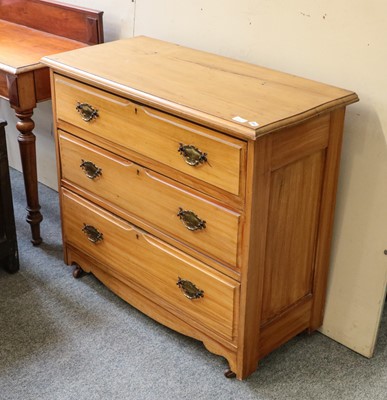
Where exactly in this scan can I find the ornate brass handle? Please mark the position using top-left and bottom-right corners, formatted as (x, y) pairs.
(80, 159), (102, 179)
(178, 143), (208, 166)
(177, 277), (204, 300)
(76, 102), (99, 122)
(82, 224), (103, 243)
(177, 208), (206, 231)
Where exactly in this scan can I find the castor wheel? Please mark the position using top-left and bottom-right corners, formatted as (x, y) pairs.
(224, 369), (236, 379)
(72, 264), (84, 279)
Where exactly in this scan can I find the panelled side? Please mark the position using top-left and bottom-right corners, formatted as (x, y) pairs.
(258, 114), (331, 358)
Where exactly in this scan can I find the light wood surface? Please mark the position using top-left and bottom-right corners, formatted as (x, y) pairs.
(45, 36), (358, 380)
(262, 151), (325, 323)
(54, 75), (245, 196)
(62, 189), (240, 341)
(65, 245), (239, 373)
(59, 131), (241, 268)
(310, 108), (347, 331)
(42, 36), (358, 139)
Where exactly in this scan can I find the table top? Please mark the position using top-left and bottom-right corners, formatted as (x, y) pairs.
(42, 36), (359, 139)
(0, 20), (86, 75)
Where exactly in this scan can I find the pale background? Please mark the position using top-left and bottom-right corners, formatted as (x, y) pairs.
(1, 0), (386, 357)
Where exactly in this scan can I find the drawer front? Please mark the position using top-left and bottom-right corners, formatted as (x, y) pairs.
(54, 74), (245, 196)
(61, 189), (239, 341)
(59, 131), (241, 267)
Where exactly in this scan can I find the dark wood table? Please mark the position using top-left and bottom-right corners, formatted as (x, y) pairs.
(0, 120), (19, 273)
(0, 0), (103, 245)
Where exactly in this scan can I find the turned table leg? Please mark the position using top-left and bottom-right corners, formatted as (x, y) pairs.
(15, 109), (43, 245)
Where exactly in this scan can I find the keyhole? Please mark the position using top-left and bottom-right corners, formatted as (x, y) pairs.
(137, 169), (140, 176)
(136, 234), (139, 240)
(134, 108), (138, 115)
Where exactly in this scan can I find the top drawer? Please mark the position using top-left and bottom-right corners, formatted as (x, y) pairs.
(53, 74), (246, 197)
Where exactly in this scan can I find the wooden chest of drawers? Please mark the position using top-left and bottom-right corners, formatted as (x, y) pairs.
(42, 36), (358, 380)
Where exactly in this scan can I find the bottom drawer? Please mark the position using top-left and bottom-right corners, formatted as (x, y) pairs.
(61, 189), (239, 341)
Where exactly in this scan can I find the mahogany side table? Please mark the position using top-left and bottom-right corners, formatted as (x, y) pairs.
(0, 0), (103, 244)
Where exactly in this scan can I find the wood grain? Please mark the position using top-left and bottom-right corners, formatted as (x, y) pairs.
(46, 36), (358, 380)
(62, 189), (240, 341)
(0, 21), (87, 74)
(0, 72), (8, 99)
(0, 0), (103, 44)
(42, 36), (358, 140)
(65, 245), (239, 373)
(259, 296), (313, 358)
(271, 113), (330, 171)
(261, 150), (325, 323)
(56, 119), (246, 210)
(54, 75), (245, 196)
(309, 108), (347, 331)
(59, 131), (242, 268)
(236, 136), (272, 379)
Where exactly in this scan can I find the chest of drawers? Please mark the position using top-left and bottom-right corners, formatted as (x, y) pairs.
(42, 36), (358, 380)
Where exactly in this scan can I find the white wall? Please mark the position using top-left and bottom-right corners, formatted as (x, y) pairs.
(1, 0), (386, 356)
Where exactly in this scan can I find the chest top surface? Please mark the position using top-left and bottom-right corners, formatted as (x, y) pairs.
(42, 36), (358, 139)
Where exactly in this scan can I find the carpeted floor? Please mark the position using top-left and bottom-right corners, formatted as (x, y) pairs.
(1, 168), (386, 400)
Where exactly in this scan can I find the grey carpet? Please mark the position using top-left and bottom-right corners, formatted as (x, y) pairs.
(1, 168), (386, 400)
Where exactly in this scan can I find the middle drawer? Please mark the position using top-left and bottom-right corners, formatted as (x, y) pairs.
(59, 131), (241, 268)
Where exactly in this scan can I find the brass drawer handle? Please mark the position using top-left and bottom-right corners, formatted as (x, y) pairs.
(177, 277), (204, 300)
(76, 102), (99, 122)
(177, 207), (206, 231)
(80, 159), (102, 179)
(178, 143), (208, 166)
(82, 224), (103, 243)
